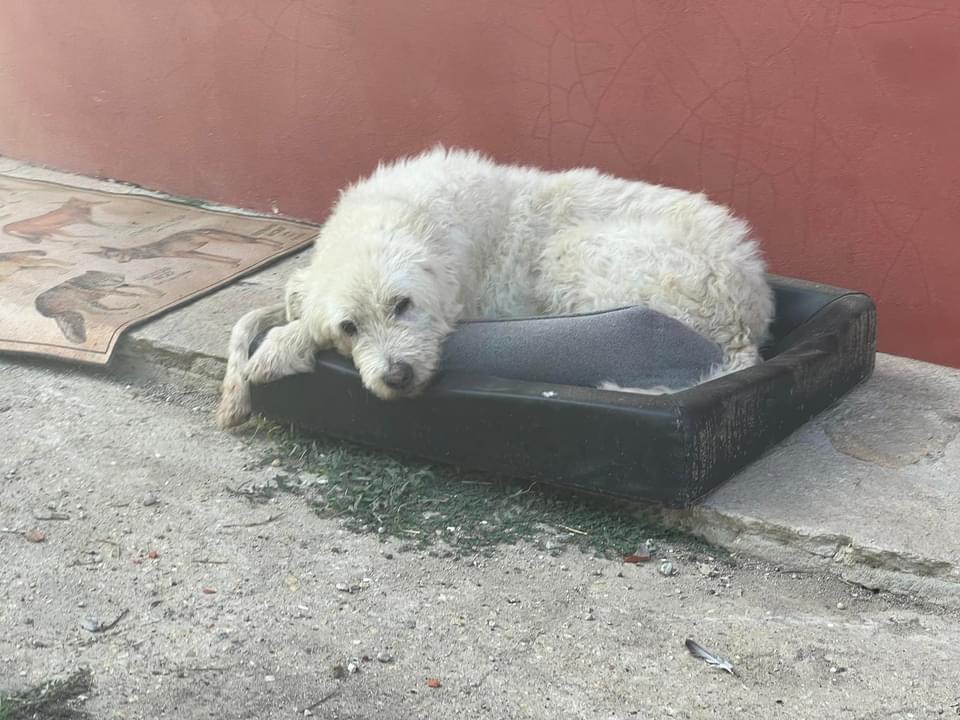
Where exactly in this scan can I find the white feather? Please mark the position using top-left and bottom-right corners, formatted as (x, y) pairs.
(685, 638), (739, 676)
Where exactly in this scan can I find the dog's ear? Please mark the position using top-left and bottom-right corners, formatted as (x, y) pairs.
(425, 255), (463, 322)
(284, 268), (308, 321)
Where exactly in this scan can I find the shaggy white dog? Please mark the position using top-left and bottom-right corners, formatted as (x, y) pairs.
(217, 147), (773, 428)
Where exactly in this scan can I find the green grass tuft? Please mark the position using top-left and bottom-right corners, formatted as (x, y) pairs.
(243, 419), (719, 560)
(0, 669), (92, 720)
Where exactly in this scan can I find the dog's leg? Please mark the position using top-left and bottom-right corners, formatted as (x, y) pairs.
(243, 319), (317, 385)
(217, 304), (289, 428)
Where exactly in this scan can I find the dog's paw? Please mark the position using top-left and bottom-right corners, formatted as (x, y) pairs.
(244, 351), (314, 384)
(243, 325), (315, 385)
(243, 350), (285, 385)
(216, 375), (252, 429)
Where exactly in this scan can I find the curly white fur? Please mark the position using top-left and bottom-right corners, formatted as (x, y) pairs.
(217, 147), (773, 428)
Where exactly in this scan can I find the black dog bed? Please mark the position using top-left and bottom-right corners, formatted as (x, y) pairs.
(250, 275), (876, 507)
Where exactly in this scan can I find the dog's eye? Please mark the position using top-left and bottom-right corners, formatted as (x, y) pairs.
(339, 320), (358, 337)
(394, 297), (413, 317)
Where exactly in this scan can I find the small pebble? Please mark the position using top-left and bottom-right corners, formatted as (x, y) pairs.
(659, 560), (675, 577)
(836, 602), (846, 610)
(347, 662), (359, 674)
(376, 652), (394, 663)
(264, 675), (276, 682)
(141, 492), (158, 507)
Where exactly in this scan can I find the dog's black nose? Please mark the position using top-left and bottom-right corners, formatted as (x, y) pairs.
(383, 361), (414, 391)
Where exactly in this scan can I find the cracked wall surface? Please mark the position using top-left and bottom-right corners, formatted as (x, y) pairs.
(1, 0), (957, 365)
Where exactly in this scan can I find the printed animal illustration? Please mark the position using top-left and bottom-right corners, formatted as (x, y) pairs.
(88, 228), (286, 266)
(34, 270), (163, 344)
(3, 198), (108, 243)
(0, 250), (71, 281)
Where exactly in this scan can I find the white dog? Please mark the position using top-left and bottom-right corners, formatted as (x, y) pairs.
(217, 147), (773, 428)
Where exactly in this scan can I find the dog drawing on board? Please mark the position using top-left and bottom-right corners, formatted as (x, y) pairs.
(3, 198), (107, 243)
(217, 147), (774, 428)
(88, 228), (287, 266)
(34, 270), (163, 344)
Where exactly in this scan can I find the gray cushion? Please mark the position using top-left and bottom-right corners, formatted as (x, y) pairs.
(441, 306), (723, 390)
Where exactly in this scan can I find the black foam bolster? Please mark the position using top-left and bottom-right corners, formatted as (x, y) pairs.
(440, 306), (722, 389)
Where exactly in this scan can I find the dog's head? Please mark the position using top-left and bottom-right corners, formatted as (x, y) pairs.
(298, 222), (461, 400)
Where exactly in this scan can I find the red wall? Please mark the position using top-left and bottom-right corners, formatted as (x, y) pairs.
(2, 1), (958, 366)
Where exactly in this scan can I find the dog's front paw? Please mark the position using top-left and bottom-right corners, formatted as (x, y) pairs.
(243, 348), (288, 385)
(243, 322), (316, 385)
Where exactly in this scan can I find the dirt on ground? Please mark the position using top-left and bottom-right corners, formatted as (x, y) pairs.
(2, 360), (959, 720)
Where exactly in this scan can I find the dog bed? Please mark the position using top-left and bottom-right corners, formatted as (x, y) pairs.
(249, 275), (876, 507)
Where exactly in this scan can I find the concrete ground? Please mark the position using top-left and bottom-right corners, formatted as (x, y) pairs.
(2, 158), (960, 717)
(2, 361), (960, 719)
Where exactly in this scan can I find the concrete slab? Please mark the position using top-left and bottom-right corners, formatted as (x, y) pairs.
(672, 354), (960, 601)
(3, 157), (959, 603)
(4, 362), (959, 718)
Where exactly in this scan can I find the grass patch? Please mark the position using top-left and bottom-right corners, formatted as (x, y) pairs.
(0, 669), (92, 720)
(241, 420), (719, 560)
